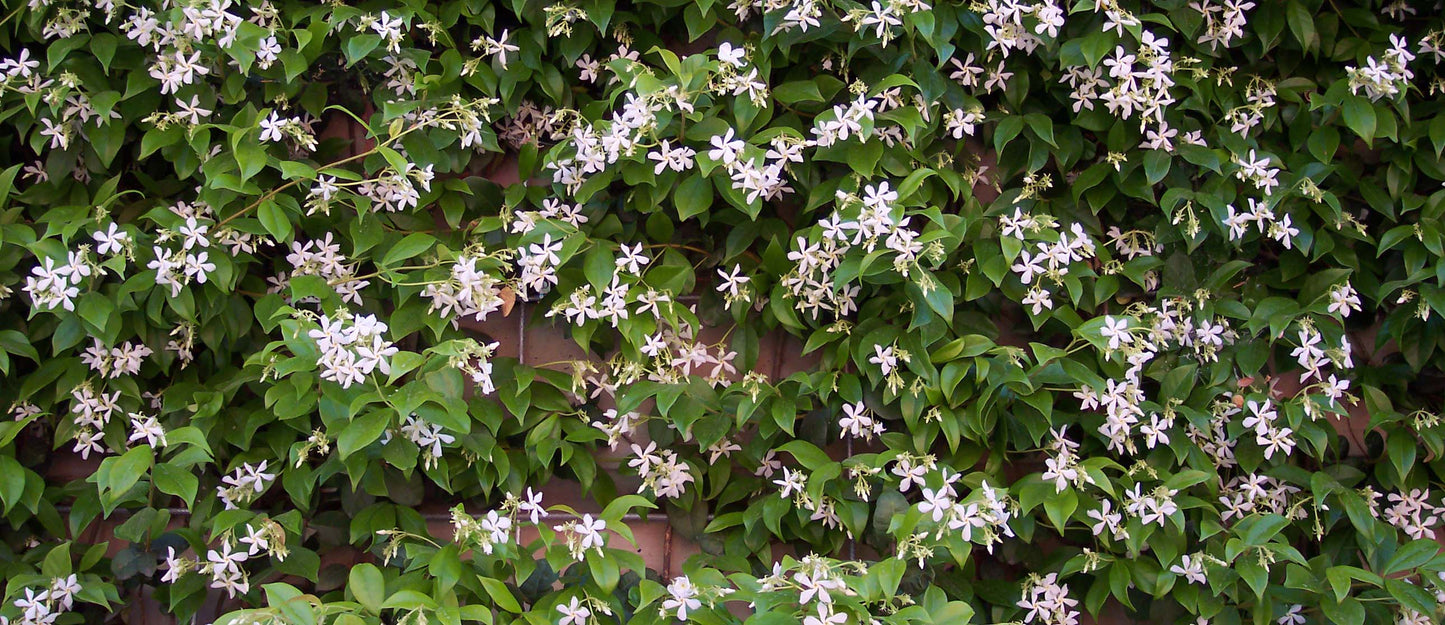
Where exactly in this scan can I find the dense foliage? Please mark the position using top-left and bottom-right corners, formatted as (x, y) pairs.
(2, 0), (1445, 624)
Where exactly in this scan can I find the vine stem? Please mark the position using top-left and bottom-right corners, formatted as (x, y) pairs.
(0, 5), (24, 30)
(1326, 0), (1363, 39)
(215, 120), (429, 229)
(646, 242), (764, 264)
(340, 261), (446, 285)
(645, 243), (713, 256)
(215, 148), (375, 228)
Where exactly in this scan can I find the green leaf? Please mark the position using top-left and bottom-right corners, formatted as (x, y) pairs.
(258, 199), (293, 242)
(1325, 566), (1381, 603)
(152, 464), (198, 507)
(675, 173), (713, 221)
(1324, 566), (1352, 602)
(92, 33), (119, 70)
(387, 351), (425, 384)
(1248, 297), (1298, 336)
(1341, 97), (1376, 143)
(47, 35), (90, 71)
(1079, 30), (1113, 67)
(0, 330), (40, 363)
(1237, 559), (1268, 598)
(338, 411), (390, 458)
(1163, 469), (1211, 491)
(930, 601), (975, 625)
(349, 564), (386, 614)
(1043, 488), (1077, 531)
(898, 168), (936, 200)
(41, 542), (71, 577)
(920, 277), (954, 324)
(1023, 113), (1056, 148)
(994, 115), (1024, 154)
(77, 293), (116, 334)
(264, 584), (318, 625)
(377, 146), (411, 174)
(478, 577), (521, 613)
(1384, 539), (1439, 575)
(237, 142), (268, 180)
(91, 119), (126, 168)
(1240, 514), (1288, 545)
(1320, 598), (1363, 625)
(382, 589), (437, 610)
(0, 164), (20, 210)
(773, 80), (825, 104)
(873, 490), (908, 535)
(1430, 113), (1445, 156)
(289, 275), (337, 306)
(1387, 578), (1437, 615)
(98, 445), (153, 509)
(1386, 428), (1417, 480)
(1285, 1), (1316, 50)
(344, 34), (383, 66)
(587, 550), (620, 593)
(381, 233), (437, 267)
(1071, 163), (1111, 199)
(430, 545), (462, 594)
(279, 160), (317, 181)
(0, 455), (26, 513)
(600, 494), (657, 521)
(775, 440), (832, 470)
(846, 140), (883, 175)
(1143, 150), (1170, 185)
(583, 245), (615, 290)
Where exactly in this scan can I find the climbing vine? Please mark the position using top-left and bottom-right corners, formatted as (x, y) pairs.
(1, 1), (1444, 625)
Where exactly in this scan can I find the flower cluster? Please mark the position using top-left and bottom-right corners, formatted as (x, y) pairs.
(277, 235), (368, 305)
(22, 254), (88, 313)
(628, 442), (696, 499)
(7, 576), (82, 625)
(1347, 35), (1417, 101)
(661, 575), (734, 621)
(782, 181), (938, 323)
(754, 555), (863, 624)
(423, 254), (509, 324)
(552, 514), (609, 561)
(1002, 205), (1099, 315)
(68, 385), (120, 460)
(80, 339), (153, 379)
(1016, 573), (1079, 625)
(307, 312), (399, 389)
(162, 521), (288, 599)
(395, 413), (457, 467)
(216, 461), (278, 511)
